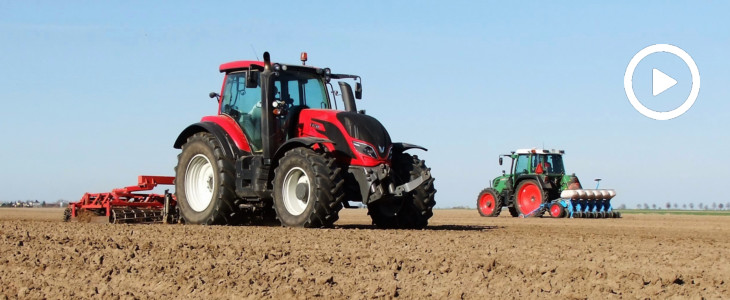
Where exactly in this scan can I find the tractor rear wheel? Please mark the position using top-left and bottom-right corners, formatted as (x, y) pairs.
(514, 180), (546, 217)
(549, 202), (566, 218)
(273, 148), (344, 228)
(175, 132), (238, 225)
(477, 188), (501, 217)
(368, 154), (436, 229)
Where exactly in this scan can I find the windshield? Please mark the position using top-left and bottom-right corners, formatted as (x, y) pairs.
(274, 69), (330, 109)
(534, 154), (565, 174)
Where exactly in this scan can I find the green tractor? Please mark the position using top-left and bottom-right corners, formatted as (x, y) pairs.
(476, 149), (619, 218)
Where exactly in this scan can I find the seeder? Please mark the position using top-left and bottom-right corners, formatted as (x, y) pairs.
(64, 176), (177, 224)
(552, 189), (620, 218)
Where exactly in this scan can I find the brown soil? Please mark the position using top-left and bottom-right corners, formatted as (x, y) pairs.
(0, 208), (728, 299)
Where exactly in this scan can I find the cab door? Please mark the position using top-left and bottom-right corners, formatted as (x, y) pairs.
(220, 71), (263, 152)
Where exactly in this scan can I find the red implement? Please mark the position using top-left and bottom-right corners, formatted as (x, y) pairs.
(65, 176), (176, 223)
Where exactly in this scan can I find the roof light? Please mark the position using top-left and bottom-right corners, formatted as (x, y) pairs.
(300, 52), (307, 65)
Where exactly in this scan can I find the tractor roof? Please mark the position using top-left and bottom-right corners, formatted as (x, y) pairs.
(515, 149), (565, 155)
(219, 60), (324, 73)
(219, 61), (263, 72)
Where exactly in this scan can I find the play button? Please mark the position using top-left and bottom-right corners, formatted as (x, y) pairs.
(624, 44), (701, 120)
(652, 68), (677, 96)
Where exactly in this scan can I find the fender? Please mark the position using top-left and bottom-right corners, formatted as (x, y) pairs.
(173, 122), (248, 158)
(392, 142), (428, 153)
(514, 175), (548, 191)
(272, 137), (334, 162)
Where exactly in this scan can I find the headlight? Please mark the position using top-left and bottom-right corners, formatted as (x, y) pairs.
(352, 141), (378, 159)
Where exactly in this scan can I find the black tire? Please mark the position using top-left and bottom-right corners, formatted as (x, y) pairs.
(272, 148), (344, 228)
(614, 211), (622, 218)
(508, 205), (520, 217)
(549, 202), (566, 218)
(514, 180), (546, 217)
(175, 132), (238, 225)
(63, 208), (71, 222)
(368, 154), (436, 229)
(477, 188), (501, 217)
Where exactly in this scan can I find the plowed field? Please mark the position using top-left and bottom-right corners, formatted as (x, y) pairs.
(1, 208), (728, 299)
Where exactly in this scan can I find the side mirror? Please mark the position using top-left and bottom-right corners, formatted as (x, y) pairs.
(499, 157), (503, 165)
(355, 82), (362, 99)
(246, 68), (258, 88)
(209, 92), (219, 99)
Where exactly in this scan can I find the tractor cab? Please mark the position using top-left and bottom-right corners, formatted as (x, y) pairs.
(216, 55), (362, 155)
(499, 149), (566, 184)
(509, 149), (566, 176)
(218, 65), (331, 152)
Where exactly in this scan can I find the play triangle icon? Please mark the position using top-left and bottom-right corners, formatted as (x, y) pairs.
(653, 68), (677, 96)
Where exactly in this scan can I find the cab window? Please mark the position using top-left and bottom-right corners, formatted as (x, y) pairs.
(514, 154), (529, 175)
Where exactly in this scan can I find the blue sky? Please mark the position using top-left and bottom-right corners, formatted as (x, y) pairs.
(1, 1), (729, 208)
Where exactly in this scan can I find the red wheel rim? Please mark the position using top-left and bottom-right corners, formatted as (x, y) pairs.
(478, 193), (495, 215)
(517, 182), (542, 214)
(550, 204), (561, 217)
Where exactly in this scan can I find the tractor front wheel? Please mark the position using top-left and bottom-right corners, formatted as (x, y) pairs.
(272, 148), (344, 228)
(514, 180), (546, 217)
(368, 154), (436, 229)
(477, 188), (501, 217)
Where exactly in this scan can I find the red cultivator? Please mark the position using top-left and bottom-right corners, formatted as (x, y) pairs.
(64, 176), (177, 224)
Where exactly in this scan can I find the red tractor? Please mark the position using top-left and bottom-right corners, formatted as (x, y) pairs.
(172, 52), (436, 228)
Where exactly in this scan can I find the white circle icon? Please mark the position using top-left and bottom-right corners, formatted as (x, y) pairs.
(624, 44), (700, 120)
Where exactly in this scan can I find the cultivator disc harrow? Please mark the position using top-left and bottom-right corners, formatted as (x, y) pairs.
(111, 208), (164, 224)
(64, 176), (177, 224)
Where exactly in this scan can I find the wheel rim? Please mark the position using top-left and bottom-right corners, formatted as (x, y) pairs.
(550, 204), (561, 218)
(517, 182), (543, 214)
(478, 193), (496, 215)
(185, 154), (215, 212)
(282, 167), (310, 216)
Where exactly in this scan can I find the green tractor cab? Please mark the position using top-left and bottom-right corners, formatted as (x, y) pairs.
(477, 149), (619, 218)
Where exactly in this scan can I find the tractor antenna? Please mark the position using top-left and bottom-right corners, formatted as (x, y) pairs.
(250, 44), (260, 61)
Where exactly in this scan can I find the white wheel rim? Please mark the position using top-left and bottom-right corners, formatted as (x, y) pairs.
(282, 167), (310, 216)
(185, 154), (215, 212)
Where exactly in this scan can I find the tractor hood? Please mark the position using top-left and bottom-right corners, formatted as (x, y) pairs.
(298, 109), (392, 165)
(337, 112), (392, 157)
